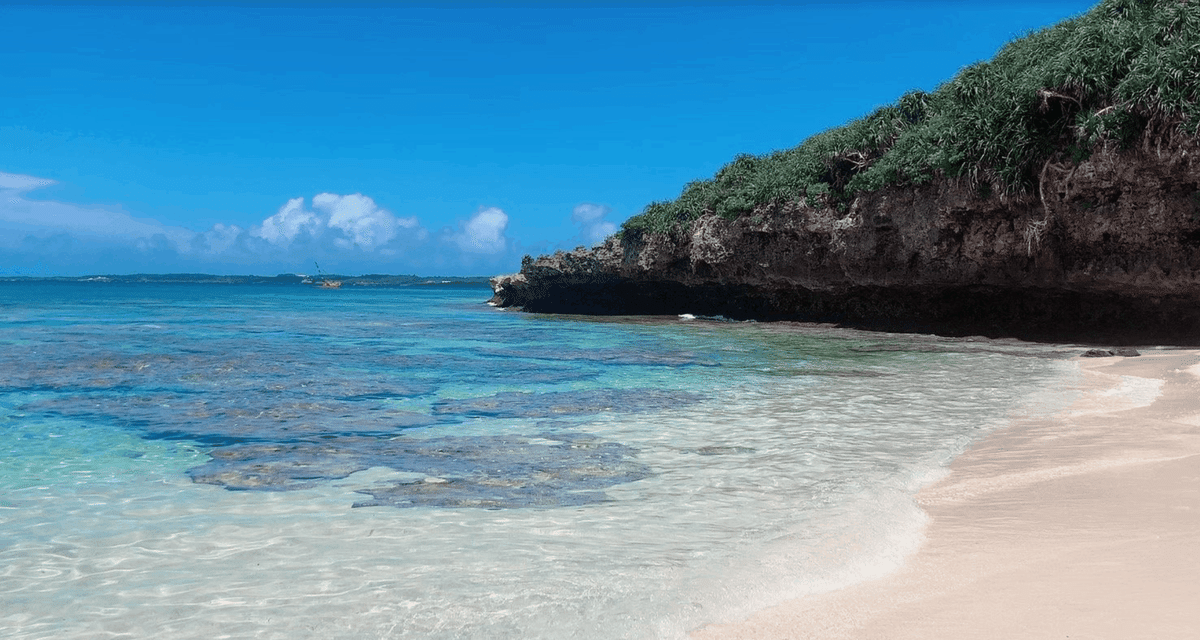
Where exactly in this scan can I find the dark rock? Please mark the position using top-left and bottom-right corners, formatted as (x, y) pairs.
(1081, 349), (1115, 357)
(1081, 347), (1141, 357)
(492, 139), (1200, 345)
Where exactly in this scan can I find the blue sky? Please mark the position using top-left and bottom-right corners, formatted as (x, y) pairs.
(1, 1), (1097, 276)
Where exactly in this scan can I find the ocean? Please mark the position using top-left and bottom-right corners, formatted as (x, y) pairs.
(0, 280), (1079, 639)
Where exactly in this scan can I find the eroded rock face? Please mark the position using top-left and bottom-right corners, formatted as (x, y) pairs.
(493, 140), (1200, 344)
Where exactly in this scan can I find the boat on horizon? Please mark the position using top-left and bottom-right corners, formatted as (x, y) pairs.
(311, 262), (343, 289)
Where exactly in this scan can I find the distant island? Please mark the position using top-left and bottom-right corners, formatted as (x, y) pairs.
(2, 273), (493, 287)
(492, 0), (1200, 344)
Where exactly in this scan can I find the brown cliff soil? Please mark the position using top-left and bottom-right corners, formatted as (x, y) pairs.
(493, 136), (1200, 344)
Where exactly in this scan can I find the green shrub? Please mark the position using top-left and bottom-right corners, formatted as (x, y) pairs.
(621, 0), (1200, 238)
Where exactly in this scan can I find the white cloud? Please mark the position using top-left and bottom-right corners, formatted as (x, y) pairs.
(0, 171), (193, 246)
(195, 223), (245, 255)
(253, 193), (421, 252)
(315, 192), (418, 251)
(0, 170), (530, 275)
(571, 203), (617, 246)
(572, 203), (607, 225)
(256, 197), (320, 245)
(451, 207), (509, 254)
(0, 171), (57, 193)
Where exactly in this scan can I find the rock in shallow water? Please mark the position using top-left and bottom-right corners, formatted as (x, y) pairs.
(1081, 348), (1141, 358)
(188, 433), (653, 509)
(1082, 349), (1115, 357)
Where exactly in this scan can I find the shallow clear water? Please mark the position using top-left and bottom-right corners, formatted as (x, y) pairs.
(0, 281), (1077, 639)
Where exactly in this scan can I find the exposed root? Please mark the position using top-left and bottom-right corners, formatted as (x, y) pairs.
(1039, 160), (1069, 219)
(1038, 89), (1082, 112)
(1024, 218), (1048, 256)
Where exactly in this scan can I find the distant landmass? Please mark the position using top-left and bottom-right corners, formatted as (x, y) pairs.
(1, 273), (493, 287)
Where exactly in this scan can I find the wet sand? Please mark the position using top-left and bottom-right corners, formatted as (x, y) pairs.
(694, 350), (1200, 639)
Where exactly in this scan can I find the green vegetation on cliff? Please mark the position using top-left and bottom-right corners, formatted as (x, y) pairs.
(621, 0), (1200, 237)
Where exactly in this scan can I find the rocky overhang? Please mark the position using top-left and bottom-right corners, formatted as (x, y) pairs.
(493, 138), (1200, 345)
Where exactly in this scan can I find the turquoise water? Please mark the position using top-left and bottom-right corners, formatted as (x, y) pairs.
(0, 281), (1077, 638)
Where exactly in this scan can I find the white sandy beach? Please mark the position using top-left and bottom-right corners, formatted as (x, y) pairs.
(694, 349), (1200, 639)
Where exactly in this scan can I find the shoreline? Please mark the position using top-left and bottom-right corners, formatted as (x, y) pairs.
(693, 349), (1200, 639)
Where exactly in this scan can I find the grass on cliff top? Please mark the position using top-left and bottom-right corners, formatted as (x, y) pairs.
(621, 0), (1200, 238)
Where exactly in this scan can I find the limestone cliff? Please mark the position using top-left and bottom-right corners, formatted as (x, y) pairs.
(492, 138), (1200, 344)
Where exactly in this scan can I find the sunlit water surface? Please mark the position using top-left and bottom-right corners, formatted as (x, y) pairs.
(0, 281), (1079, 639)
